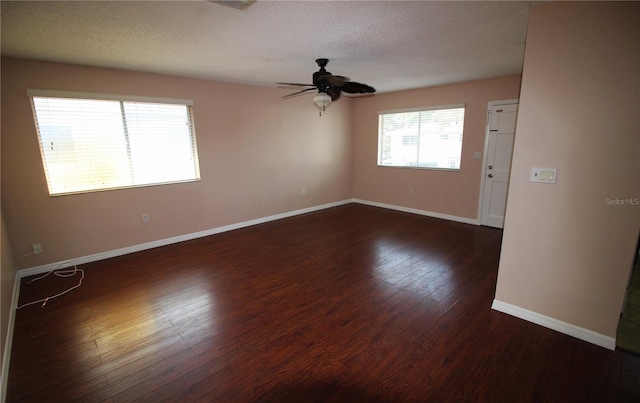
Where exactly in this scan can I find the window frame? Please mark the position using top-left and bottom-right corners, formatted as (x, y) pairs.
(377, 104), (466, 171)
(28, 89), (201, 196)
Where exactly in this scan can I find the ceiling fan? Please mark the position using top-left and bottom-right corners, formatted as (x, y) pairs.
(278, 58), (376, 115)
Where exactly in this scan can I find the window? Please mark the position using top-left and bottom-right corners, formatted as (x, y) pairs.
(29, 90), (200, 195)
(378, 105), (465, 170)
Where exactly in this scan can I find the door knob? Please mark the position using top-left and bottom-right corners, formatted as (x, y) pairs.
(488, 174), (493, 178)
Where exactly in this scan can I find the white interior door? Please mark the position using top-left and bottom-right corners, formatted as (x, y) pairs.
(480, 102), (518, 228)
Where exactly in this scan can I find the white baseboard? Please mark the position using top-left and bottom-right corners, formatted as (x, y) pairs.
(353, 199), (479, 226)
(18, 199), (352, 278)
(491, 299), (616, 350)
(1, 275), (20, 402)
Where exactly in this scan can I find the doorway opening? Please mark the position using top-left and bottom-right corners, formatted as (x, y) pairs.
(617, 233), (640, 355)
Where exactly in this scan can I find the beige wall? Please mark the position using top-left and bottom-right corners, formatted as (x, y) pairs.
(1, 58), (353, 269)
(351, 75), (521, 220)
(495, 2), (640, 338)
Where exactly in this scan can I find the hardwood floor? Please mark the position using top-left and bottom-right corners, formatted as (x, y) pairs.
(7, 204), (640, 402)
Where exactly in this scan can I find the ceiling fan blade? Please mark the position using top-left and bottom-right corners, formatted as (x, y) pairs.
(338, 81), (376, 94)
(276, 82), (315, 87)
(326, 86), (341, 101)
(280, 87), (318, 99)
(319, 75), (350, 86)
(343, 92), (376, 99)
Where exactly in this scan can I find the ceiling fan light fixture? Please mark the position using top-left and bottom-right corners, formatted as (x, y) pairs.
(313, 92), (332, 113)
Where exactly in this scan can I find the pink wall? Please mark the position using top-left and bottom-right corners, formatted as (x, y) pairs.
(1, 58), (353, 269)
(495, 2), (639, 339)
(351, 75), (521, 220)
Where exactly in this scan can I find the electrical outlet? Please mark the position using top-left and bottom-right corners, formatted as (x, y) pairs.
(301, 188), (306, 196)
(142, 214), (149, 223)
(409, 187), (414, 194)
(33, 244), (42, 255)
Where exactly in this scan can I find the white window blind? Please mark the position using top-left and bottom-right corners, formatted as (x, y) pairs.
(378, 105), (465, 170)
(29, 91), (200, 195)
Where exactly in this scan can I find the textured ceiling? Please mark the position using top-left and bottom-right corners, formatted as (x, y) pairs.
(1, 0), (533, 94)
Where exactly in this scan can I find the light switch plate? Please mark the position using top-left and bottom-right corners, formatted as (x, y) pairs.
(530, 167), (557, 183)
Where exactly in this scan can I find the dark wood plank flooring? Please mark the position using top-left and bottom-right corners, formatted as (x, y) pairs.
(7, 204), (640, 402)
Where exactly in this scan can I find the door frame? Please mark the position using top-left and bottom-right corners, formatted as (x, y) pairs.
(476, 99), (519, 226)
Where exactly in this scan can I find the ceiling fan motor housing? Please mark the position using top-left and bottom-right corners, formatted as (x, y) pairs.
(313, 59), (331, 92)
